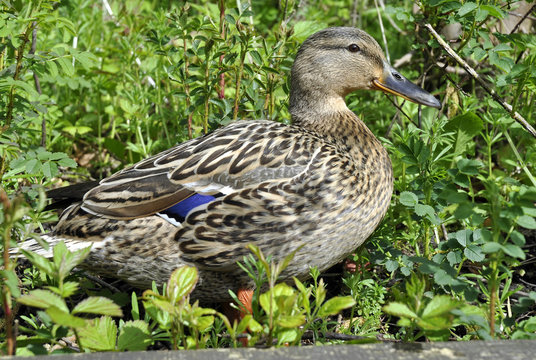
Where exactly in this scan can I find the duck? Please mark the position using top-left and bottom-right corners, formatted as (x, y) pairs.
(28, 27), (440, 302)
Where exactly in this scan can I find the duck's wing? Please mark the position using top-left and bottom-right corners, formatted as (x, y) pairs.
(81, 120), (320, 220)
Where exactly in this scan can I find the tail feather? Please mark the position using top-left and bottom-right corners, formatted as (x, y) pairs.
(11, 234), (93, 258)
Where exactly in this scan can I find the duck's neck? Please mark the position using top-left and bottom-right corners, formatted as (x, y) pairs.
(290, 91), (386, 162)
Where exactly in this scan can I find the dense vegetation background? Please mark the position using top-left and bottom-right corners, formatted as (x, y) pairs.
(1, 0), (535, 355)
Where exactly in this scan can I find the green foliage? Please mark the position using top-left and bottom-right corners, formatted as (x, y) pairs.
(15, 242), (124, 353)
(142, 266), (216, 350)
(1, 0), (536, 353)
(230, 245), (355, 346)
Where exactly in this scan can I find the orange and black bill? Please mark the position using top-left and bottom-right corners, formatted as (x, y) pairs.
(373, 62), (441, 109)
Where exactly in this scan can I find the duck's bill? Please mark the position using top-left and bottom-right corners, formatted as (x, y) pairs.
(372, 64), (441, 109)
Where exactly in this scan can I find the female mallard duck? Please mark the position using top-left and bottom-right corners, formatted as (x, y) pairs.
(35, 27), (440, 301)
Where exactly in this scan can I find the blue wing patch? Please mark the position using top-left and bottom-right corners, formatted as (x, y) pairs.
(163, 193), (216, 220)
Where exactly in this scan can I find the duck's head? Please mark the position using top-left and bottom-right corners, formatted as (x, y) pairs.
(290, 27), (441, 116)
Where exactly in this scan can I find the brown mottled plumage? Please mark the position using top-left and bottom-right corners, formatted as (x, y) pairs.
(26, 27), (440, 301)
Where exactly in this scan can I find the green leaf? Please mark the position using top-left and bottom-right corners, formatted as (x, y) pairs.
(276, 315), (306, 328)
(517, 215), (536, 229)
(17, 290), (69, 312)
(117, 320), (152, 351)
(318, 296), (356, 317)
(78, 316), (118, 351)
(480, 4), (504, 18)
(457, 158), (483, 175)
(399, 191), (418, 207)
(458, 2), (478, 16)
(259, 283), (295, 315)
(72, 296), (123, 317)
(48, 281), (79, 298)
(455, 229), (471, 247)
(464, 244), (485, 262)
(46, 306), (87, 328)
(56, 56), (75, 77)
(57, 157), (77, 168)
(247, 316), (263, 333)
(104, 138), (126, 159)
(24, 158), (40, 174)
(422, 295), (458, 319)
(383, 302), (418, 319)
(481, 242), (504, 254)
(277, 328), (299, 345)
(20, 249), (54, 276)
(1, 270), (21, 298)
(167, 266), (198, 304)
(415, 203), (435, 221)
(52, 241), (92, 282)
(385, 259), (399, 272)
(291, 21), (328, 42)
(502, 244), (526, 259)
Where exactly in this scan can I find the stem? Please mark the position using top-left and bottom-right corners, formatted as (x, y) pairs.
(203, 61), (210, 134)
(233, 43), (247, 120)
(1, 190), (15, 355)
(182, 28), (193, 139)
(73, 328), (85, 353)
(503, 127), (536, 187)
(3, 23), (34, 128)
(218, 0), (225, 100)
(489, 256), (498, 338)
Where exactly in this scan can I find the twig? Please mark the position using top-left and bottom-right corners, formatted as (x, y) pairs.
(351, 0), (359, 27)
(83, 273), (122, 293)
(510, 4), (536, 34)
(378, 0), (407, 35)
(424, 23), (536, 138)
(374, 0), (390, 63)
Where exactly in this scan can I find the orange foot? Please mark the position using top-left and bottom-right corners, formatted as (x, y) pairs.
(223, 288), (254, 347)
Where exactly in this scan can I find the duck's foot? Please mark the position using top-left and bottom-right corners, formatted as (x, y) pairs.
(223, 288), (254, 347)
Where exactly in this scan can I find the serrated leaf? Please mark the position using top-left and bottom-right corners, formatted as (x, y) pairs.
(78, 316), (117, 351)
(24, 158), (40, 174)
(167, 266), (198, 304)
(72, 296), (123, 317)
(52, 242), (92, 282)
(455, 229), (471, 247)
(464, 244), (485, 262)
(415, 203), (435, 221)
(17, 290), (68, 312)
(46, 306), (87, 328)
(117, 320), (152, 351)
(56, 56), (75, 76)
(20, 249), (54, 276)
(400, 191), (418, 207)
(383, 302), (418, 319)
(48, 281), (79, 298)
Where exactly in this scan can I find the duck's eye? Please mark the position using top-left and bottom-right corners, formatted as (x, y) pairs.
(348, 44), (360, 53)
